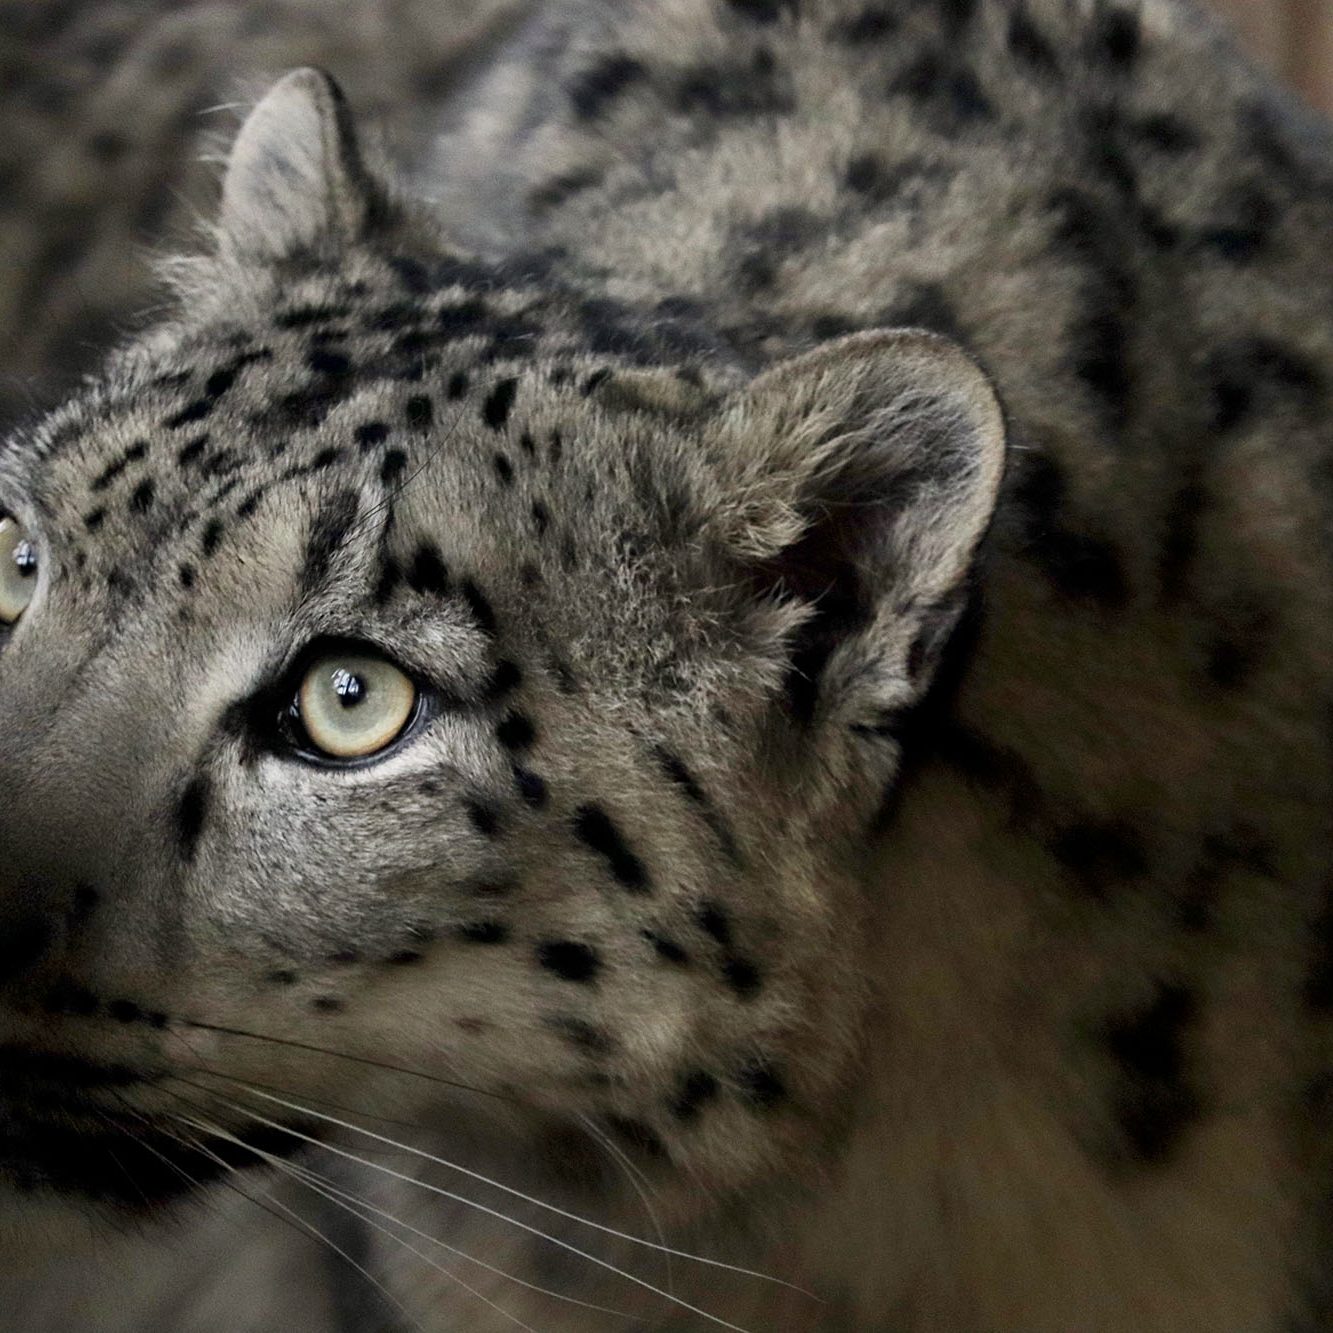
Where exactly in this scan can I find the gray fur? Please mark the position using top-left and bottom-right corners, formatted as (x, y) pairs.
(1, 1), (1332, 1329)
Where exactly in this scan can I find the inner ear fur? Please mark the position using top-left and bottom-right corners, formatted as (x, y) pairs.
(711, 329), (1007, 717)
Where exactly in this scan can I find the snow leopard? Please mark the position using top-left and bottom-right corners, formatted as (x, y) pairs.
(1, 1), (1331, 1329)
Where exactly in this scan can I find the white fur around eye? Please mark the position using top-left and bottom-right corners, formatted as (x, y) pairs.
(297, 651), (416, 758)
(0, 516), (38, 625)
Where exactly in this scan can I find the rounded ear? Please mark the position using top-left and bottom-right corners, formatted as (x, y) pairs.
(710, 329), (1006, 721)
(219, 68), (386, 261)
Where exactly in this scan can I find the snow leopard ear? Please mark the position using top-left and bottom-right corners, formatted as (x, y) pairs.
(713, 329), (1006, 720)
(219, 68), (385, 260)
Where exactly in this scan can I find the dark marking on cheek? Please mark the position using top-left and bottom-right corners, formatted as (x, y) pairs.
(266, 969), (299, 986)
(311, 996), (345, 1013)
(642, 929), (691, 966)
(548, 1016), (615, 1055)
(513, 765), (549, 809)
(482, 377), (519, 430)
(537, 940), (602, 983)
(465, 799), (502, 838)
(604, 1114), (667, 1159)
(173, 777), (210, 862)
(722, 955), (763, 999)
(493, 453), (515, 485)
(447, 371), (470, 399)
(387, 949), (424, 965)
(696, 901), (732, 947)
(456, 920), (509, 945)
(574, 805), (650, 892)
(737, 1060), (787, 1109)
(669, 1069), (719, 1122)
(653, 747), (742, 863)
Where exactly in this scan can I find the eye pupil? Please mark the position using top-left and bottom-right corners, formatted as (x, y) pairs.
(332, 669), (367, 707)
(13, 541), (37, 578)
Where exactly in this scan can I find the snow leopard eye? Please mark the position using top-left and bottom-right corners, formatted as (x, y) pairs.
(294, 649), (418, 760)
(0, 516), (39, 625)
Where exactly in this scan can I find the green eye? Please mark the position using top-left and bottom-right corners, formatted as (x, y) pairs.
(296, 650), (417, 759)
(0, 516), (39, 625)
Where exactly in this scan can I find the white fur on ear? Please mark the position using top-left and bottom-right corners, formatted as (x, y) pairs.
(713, 329), (1006, 605)
(219, 67), (377, 260)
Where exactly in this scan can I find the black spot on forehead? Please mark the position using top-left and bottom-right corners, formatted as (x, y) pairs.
(406, 543), (449, 597)
(405, 395), (433, 430)
(1007, 8), (1060, 76)
(461, 580), (497, 636)
(1086, 4), (1141, 69)
(355, 421), (390, 450)
(830, 5), (898, 42)
(301, 489), (360, 594)
(482, 377), (519, 431)
(569, 53), (646, 122)
(889, 51), (995, 129)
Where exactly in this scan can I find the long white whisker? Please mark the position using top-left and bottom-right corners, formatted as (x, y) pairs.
(168, 1079), (756, 1332)
(171, 1114), (536, 1333)
(577, 1111), (675, 1301)
(168, 1114), (427, 1333)
(278, 1149), (644, 1325)
(184, 1071), (813, 1296)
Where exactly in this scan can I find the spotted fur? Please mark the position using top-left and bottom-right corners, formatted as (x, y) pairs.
(1, 2), (1332, 1330)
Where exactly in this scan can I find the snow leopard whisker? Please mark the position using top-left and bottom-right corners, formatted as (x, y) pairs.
(167, 1113), (428, 1333)
(167, 1078), (760, 1332)
(176, 1016), (516, 1103)
(272, 1144), (645, 1324)
(171, 1112), (538, 1333)
(182, 1072), (816, 1298)
(112, 1091), (417, 1327)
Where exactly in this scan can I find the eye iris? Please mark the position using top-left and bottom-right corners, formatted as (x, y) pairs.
(297, 652), (416, 759)
(0, 516), (38, 625)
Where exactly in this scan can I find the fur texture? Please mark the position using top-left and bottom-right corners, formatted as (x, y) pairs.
(0, 2), (1331, 1329)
